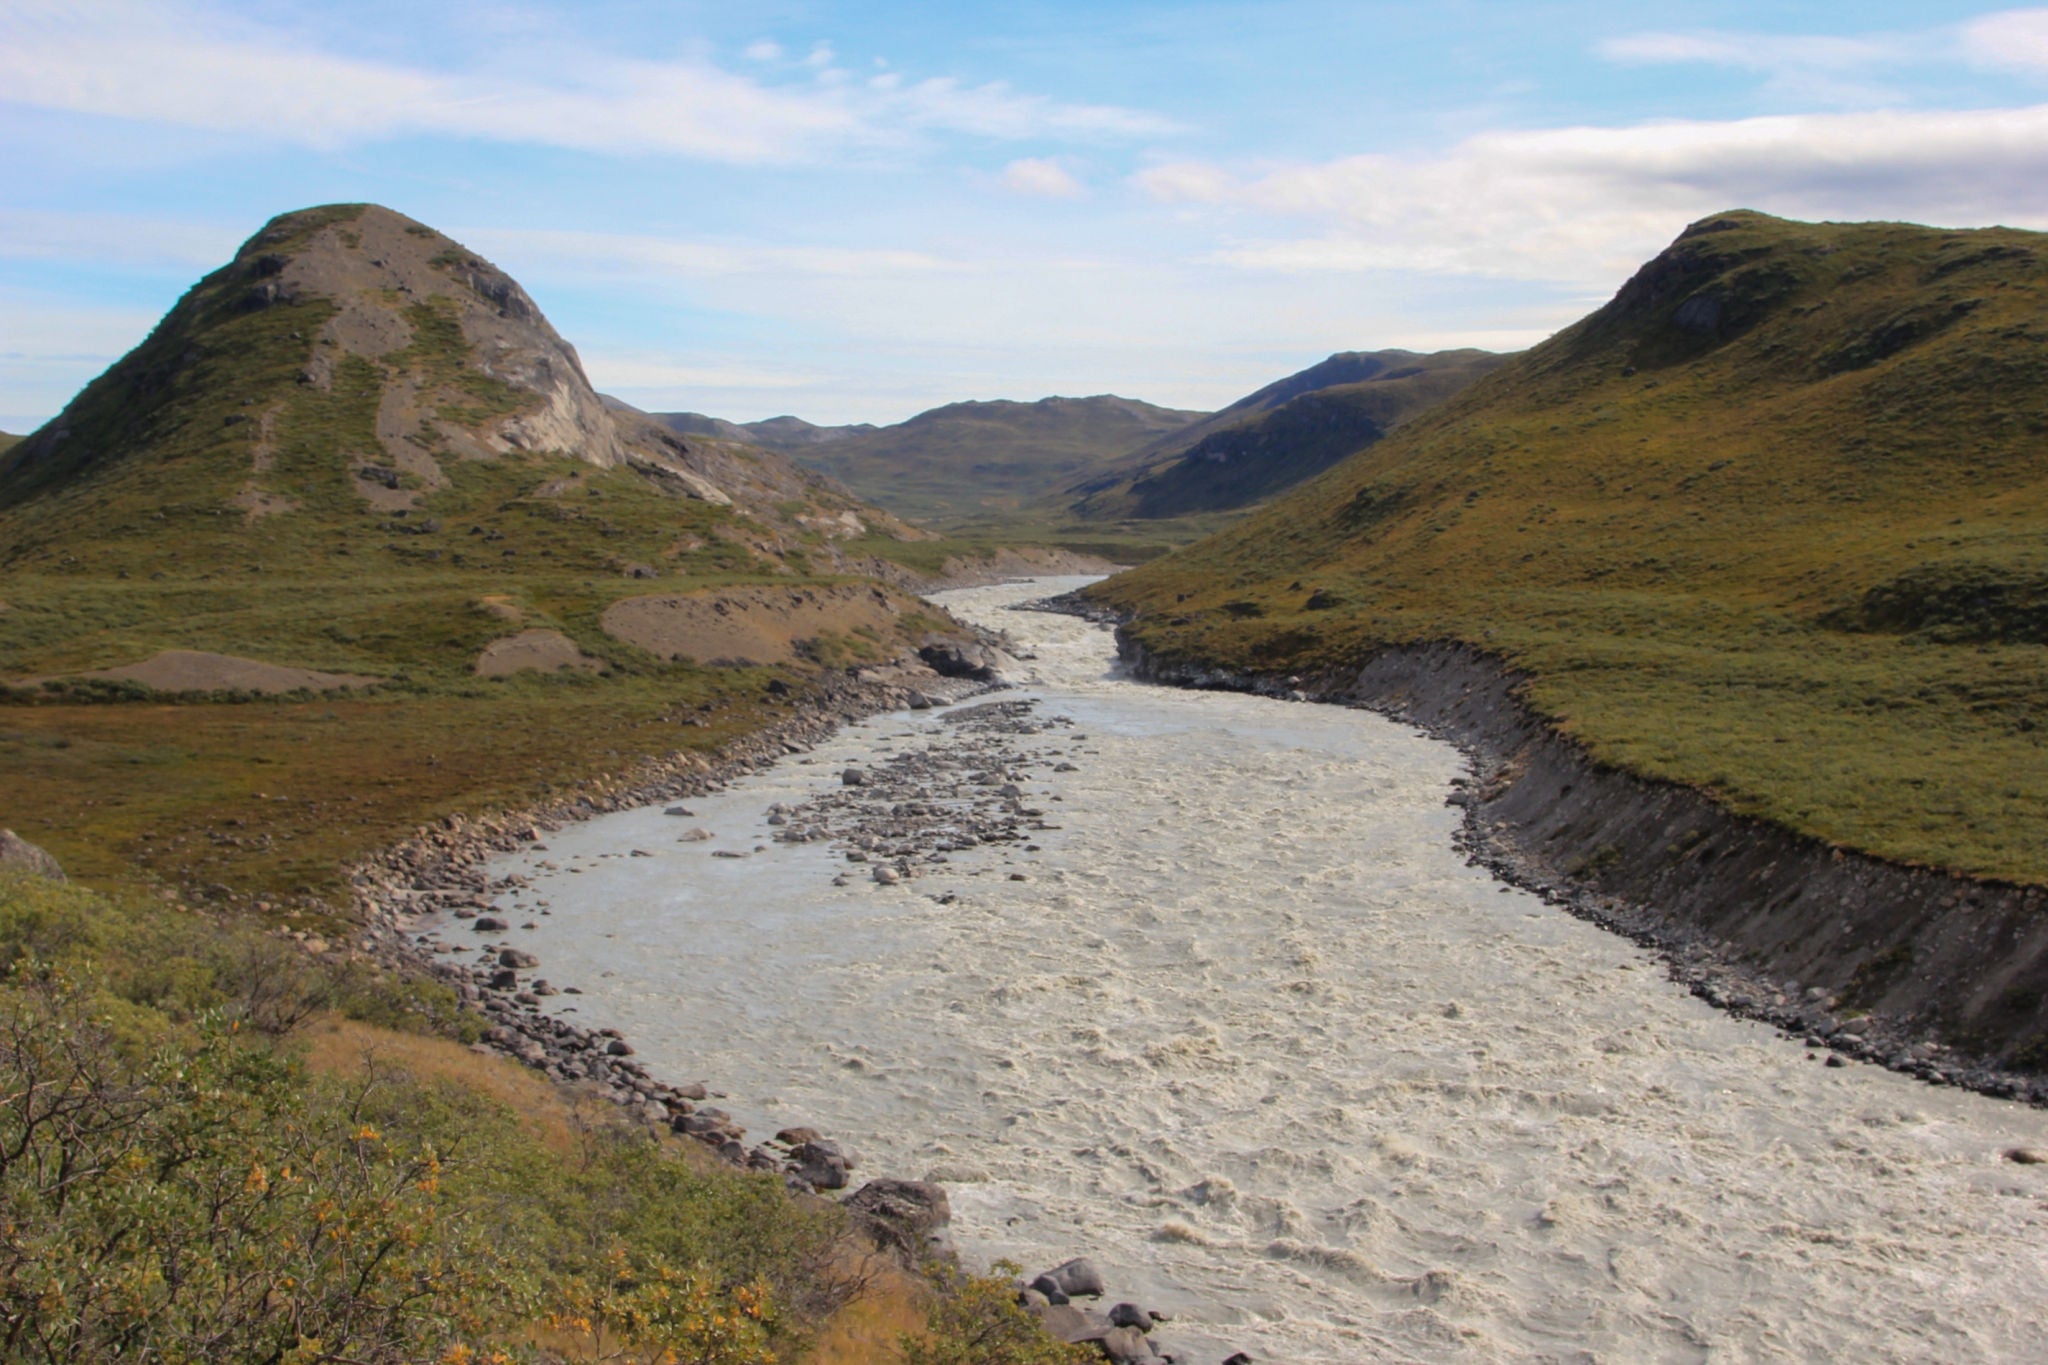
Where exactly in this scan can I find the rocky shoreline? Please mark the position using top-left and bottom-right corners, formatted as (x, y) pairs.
(336, 626), (1234, 1362)
(1048, 587), (2048, 1110)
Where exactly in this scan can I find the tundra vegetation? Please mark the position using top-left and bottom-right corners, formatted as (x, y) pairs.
(1092, 212), (2048, 885)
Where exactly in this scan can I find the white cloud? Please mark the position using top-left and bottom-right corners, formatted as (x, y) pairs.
(582, 356), (824, 392)
(0, 297), (167, 427)
(1001, 157), (1084, 199)
(1137, 103), (2048, 288)
(0, 0), (1178, 163)
(1960, 8), (2048, 69)
(0, 209), (241, 268)
(1598, 29), (1909, 73)
(742, 39), (783, 62)
(462, 228), (968, 281)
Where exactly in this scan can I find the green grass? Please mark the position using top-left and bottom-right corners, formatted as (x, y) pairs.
(783, 395), (1205, 528)
(1093, 211), (2048, 885)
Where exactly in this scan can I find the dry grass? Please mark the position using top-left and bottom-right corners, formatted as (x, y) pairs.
(802, 1258), (927, 1365)
(300, 1013), (585, 1153)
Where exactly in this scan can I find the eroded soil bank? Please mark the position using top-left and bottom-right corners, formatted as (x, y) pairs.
(1108, 626), (2048, 1096)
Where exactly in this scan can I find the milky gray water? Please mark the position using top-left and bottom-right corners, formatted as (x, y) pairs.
(466, 577), (2048, 1363)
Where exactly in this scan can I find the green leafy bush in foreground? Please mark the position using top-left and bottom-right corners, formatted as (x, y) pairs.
(0, 871), (848, 1362)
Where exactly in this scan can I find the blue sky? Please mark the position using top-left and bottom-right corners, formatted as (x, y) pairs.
(8, 1), (2048, 428)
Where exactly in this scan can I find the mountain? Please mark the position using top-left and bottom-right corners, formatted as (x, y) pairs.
(1090, 211), (2048, 889)
(1, 204), (920, 560)
(0, 203), (984, 899)
(639, 408), (877, 450)
(0, 432), (18, 457)
(1068, 348), (1506, 519)
(770, 393), (1207, 526)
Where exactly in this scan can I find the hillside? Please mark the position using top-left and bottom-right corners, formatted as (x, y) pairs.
(0, 432), (17, 457)
(0, 203), (985, 902)
(1069, 348), (1506, 519)
(643, 407), (877, 450)
(778, 393), (1206, 526)
(1090, 211), (2048, 888)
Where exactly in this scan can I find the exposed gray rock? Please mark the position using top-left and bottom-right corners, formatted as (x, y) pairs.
(1040, 1257), (1106, 1299)
(844, 1178), (951, 1254)
(0, 830), (64, 881)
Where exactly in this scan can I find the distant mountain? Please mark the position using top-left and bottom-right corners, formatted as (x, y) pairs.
(637, 408), (877, 450)
(0, 432), (17, 457)
(766, 394), (1208, 526)
(1069, 349), (1506, 520)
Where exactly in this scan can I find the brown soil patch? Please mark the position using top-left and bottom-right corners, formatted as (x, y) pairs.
(30, 649), (381, 694)
(474, 628), (606, 677)
(601, 584), (908, 666)
(229, 485), (300, 518)
(476, 595), (525, 622)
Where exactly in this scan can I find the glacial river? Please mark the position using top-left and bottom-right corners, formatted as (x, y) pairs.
(475, 577), (2048, 1363)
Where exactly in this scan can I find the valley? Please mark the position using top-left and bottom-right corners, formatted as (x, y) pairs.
(4, 199), (2047, 1365)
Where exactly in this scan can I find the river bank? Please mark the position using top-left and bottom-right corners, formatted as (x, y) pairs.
(1090, 612), (2048, 1104)
(409, 576), (2048, 1364)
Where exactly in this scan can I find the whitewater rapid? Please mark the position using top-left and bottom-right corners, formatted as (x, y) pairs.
(475, 576), (2048, 1363)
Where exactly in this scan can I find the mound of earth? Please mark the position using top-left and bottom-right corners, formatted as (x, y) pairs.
(32, 649), (381, 695)
(601, 585), (909, 666)
(474, 629), (606, 677)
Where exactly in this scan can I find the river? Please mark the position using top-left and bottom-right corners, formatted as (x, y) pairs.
(468, 576), (2048, 1363)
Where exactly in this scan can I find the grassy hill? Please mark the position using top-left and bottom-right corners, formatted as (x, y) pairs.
(0, 203), (972, 903)
(780, 394), (1206, 527)
(1090, 211), (2048, 885)
(0, 432), (17, 457)
(1069, 349), (1506, 520)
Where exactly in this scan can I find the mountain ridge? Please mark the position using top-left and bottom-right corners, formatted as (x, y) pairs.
(739, 391), (1207, 527)
(1067, 348), (1508, 520)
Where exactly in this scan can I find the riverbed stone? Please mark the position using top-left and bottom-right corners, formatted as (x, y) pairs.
(844, 1178), (951, 1253)
(1040, 1257), (1106, 1299)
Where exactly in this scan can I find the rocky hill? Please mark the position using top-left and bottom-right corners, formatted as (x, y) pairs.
(772, 393), (1207, 526)
(1068, 348), (1505, 519)
(1095, 211), (2048, 883)
(0, 203), (991, 899)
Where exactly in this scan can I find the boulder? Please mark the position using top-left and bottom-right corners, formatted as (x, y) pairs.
(842, 767), (867, 787)
(844, 1178), (951, 1254)
(790, 1141), (850, 1191)
(0, 831), (64, 881)
(919, 639), (999, 681)
(473, 916), (509, 932)
(498, 948), (539, 968)
(1108, 1303), (1154, 1331)
(1039, 1257), (1106, 1299)
(1033, 1303), (1110, 1342)
(1085, 1325), (1156, 1362)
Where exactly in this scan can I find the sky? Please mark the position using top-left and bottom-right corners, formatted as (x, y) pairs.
(9, 2), (2048, 429)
